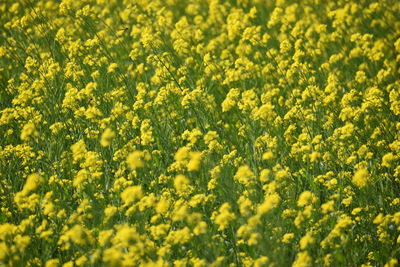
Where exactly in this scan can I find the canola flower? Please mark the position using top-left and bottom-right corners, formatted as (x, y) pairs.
(1, 0), (400, 266)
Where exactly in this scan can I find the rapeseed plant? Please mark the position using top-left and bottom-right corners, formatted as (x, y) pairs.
(1, 0), (400, 266)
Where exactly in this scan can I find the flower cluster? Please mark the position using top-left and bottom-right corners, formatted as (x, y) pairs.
(1, 0), (400, 266)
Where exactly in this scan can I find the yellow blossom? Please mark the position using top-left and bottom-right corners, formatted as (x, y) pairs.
(100, 128), (115, 147)
(121, 186), (143, 206)
(213, 203), (236, 231)
(352, 168), (369, 188)
(297, 191), (317, 207)
(282, 233), (295, 244)
(126, 151), (145, 170)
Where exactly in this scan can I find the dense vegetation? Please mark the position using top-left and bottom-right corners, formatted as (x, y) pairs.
(1, 0), (400, 266)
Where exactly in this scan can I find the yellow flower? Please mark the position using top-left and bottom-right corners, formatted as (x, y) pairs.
(257, 193), (280, 215)
(107, 63), (118, 73)
(112, 224), (140, 247)
(187, 152), (202, 171)
(382, 153), (396, 168)
(149, 223), (170, 240)
(20, 122), (38, 141)
(321, 200), (335, 214)
(234, 165), (255, 186)
(0, 242), (8, 261)
(254, 256), (269, 267)
(204, 131), (222, 151)
(63, 261), (74, 267)
(156, 197), (170, 214)
(297, 191), (317, 207)
(222, 88), (240, 112)
(262, 151), (274, 160)
(75, 256), (88, 266)
(61, 225), (93, 247)
(121, 186), (143, 206)
(352, 168), (369, 188)
(292, 251), (312, 267)
(45, 259), (60, 267)
(140, 119), (154, 145)
(103, 247), (122, 266)
(238, 196), (253, 217)
(126, 151), (144, 170)
(100, 128), (115, 147)
(248, 233), (261, 245)
(174, 175), (192, 196)
(181, 128), (202, 144)
(73, 169), (89, 188)
(282, 233), (295, 244)
(260, 169), (271, 182)
(22, 173), (44, 195)
(342, 196), (353, 207)
(13, 235), (31, 252)
(299, 232), (314, 250)
(165, 227), (191, 245)
(384, 259), (398, 267)
(310, 151), (320, 162)
(238, 90), (259, 111)
(275, 169), (290, 181)
(98, 229), (114, 246)
(252, 103), (275, 123)
(175, 147), (190, 162)
(104, 205), (117, 221)
(213, 203), (236, 231)
(71, 140), (87, 162)
(193, 221), (207, 235)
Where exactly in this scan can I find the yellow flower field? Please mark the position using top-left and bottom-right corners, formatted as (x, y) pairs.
(1, 0), (400, 266)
